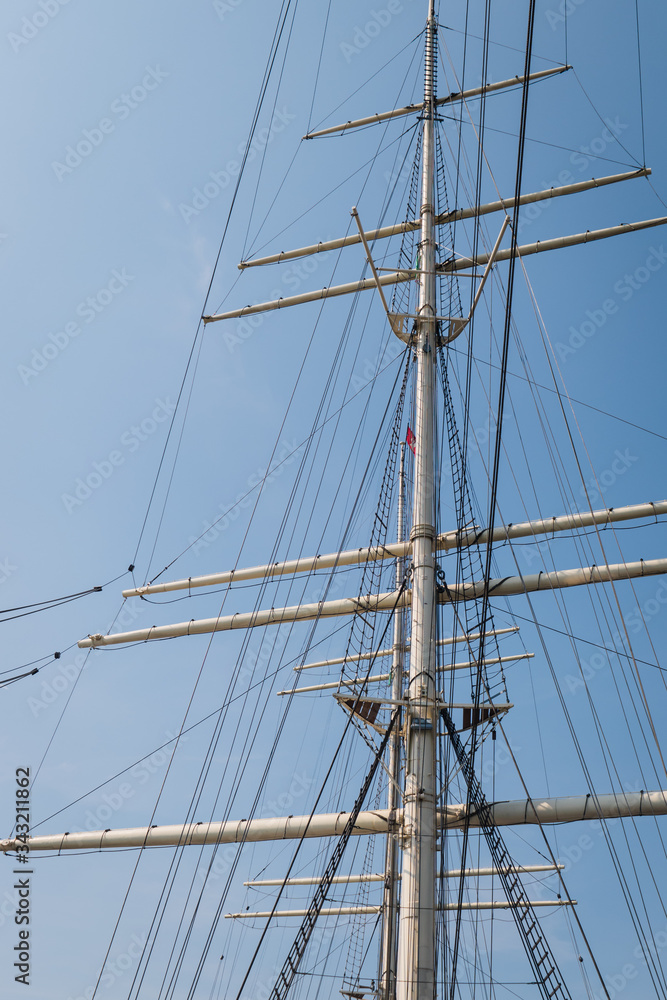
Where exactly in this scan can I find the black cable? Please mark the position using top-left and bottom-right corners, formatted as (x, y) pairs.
(448, 343), (667, 444)
(144, 347), (404, 586)
(230, 586), (407, 1000)
(572, 69), (642, 168)
(159, 340), (410, 998)
(0, 566), (128, 623)
(634, 0), (646, 164)
(130, 0), (297, 584)
(241, 0), (300, 260)
(306, 0), (332, 134)
(306, 32), (423, 137)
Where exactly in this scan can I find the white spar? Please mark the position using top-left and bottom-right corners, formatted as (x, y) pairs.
(438, 557), (667, 602)
(226, 900), (575, 919)
(225, 899), (577, 920)
(80, 590), (411, 647)
(238, 170), (650, 269)
(202, 219), (667, 323)
(4, 791), (665, 853)
(122, 500), (667, 598)
(280, 654), (531, 696)
(244, 864), (562, 886)
(294, 627), (519, 671)
(85, 555), (667, 647)
(303, 66), (570, 139)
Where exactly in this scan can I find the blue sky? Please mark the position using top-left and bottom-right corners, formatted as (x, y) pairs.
(1, 0), (667, 997)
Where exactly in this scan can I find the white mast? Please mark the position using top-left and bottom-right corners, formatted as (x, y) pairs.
(379, 444), (407, 1000)
(395, 5), (438, 999)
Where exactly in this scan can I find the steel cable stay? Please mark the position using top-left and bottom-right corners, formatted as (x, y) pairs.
(438, 11), (616, 989)
(163, 406), (408, 1000)
(249, 711), (400, 1000)
(498, 690), (667, 1000)
(441, 707), (574, 1000)
(440, 153), (667, 829)
(307, 31), (425, 140)
(341, 780), (385, 995)
(511, 597), (666, 995)
(436, 29), (667, 984)
(464, 486), (667, 991)
(304, 0), (332, 137)
(240, 0), (301, 262)
(225, 579), (409, 1000)
(496, 302), (664, 960)
(460, 241), (667, 801)
(507, 526), (667, 959)
(507, 584), (667, 996)
(151, 218), (362, 625)
(444, 3), (536, 988)
(141, 289), (409, 591)
(520, 262), (667, 784)
(0, 565), (131, 627)
(247, 16), (424, 267)
(126, 341), (416, 1000)
(130, 351), (412, 999)
(22, 617), (375, 841)
(489, 267), (667, 964)
(128, 0), (299, 588)
(91, 276), (399, 1000)
(177, 373), (418, 1000)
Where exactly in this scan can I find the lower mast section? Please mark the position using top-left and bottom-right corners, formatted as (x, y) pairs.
(379, 444), (407, 1000)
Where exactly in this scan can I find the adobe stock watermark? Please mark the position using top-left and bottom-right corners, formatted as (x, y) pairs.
(592, 928), (667, 1000)
(0, 558), (17, 585)
(51, 66), (168, 181)
(520, 447), (639, 569)
(560, 793), (633, 872)
(386, 117), (630, 230)
(17, 268), (134, 385)
(545, 0), (587, 31)
(0, 886), (23, 930)
(179, 107), (295, 224)
(222, 253), (328, 353)
(66, 731), (186, 834)
(340, 0), (416, 64)
(28, 651), (85, 717)
(564, 578), (667, 695)
(237, 929), (336, 1000)
(195, 773), (314, 888)
(61, 397), (176, 514)
(517, 118), (629, 236)
(8, 0), (73, 54)
(555, 245), (667, 362)
(350, 338), (403, 394)
(188, 437), (302, 553)
(480, 740), (521, 782)
(213, 0), (244, 21)
(28, 601), (149, 716)
(578, 448), (639, 509)
(65, 933), (147, 1000)
(558, 785), (667, 1000)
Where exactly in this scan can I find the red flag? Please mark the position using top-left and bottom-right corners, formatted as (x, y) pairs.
(406, 426), (416, 454)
